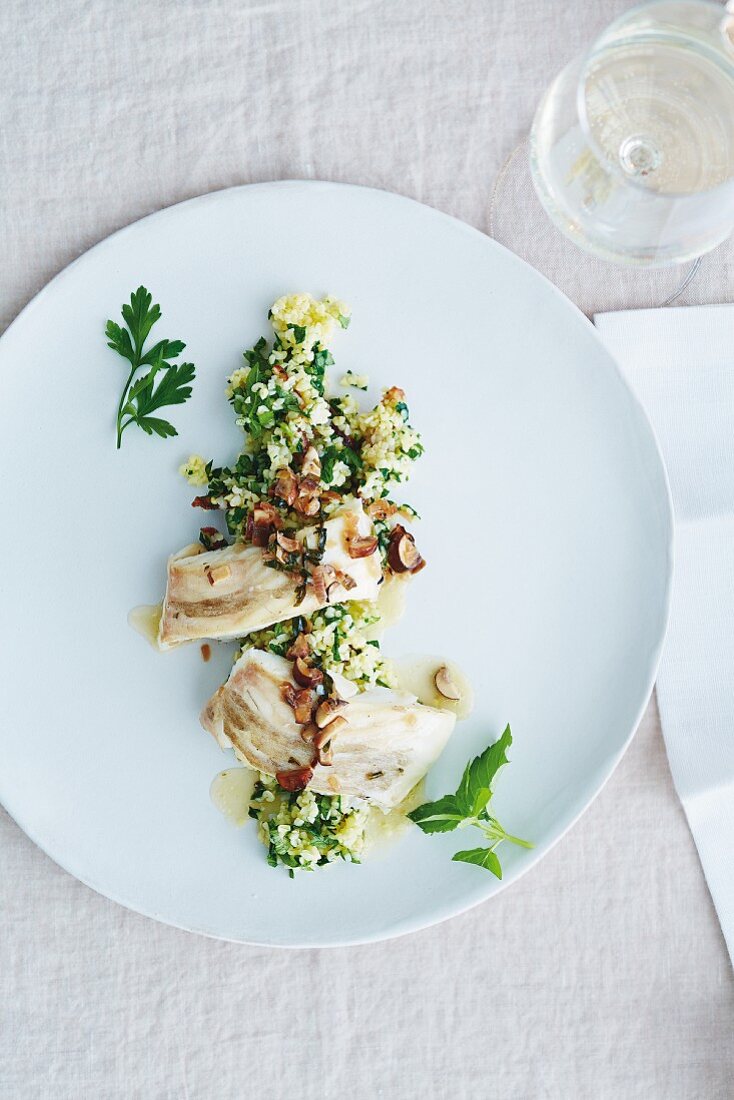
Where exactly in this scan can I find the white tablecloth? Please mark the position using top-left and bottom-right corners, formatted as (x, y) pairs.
(1, 2), (732, 1097)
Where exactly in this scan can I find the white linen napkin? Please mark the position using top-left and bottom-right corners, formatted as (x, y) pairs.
(595, 304), (734, 963)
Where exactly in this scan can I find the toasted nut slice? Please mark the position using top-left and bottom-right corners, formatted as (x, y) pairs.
(347, 534), (378, 559)
(315, 697), (349, 729)
(301, 445), (322, 480)
(272, 467), (298, 506)
(435, 665), (461, 701)
(286, 633), (310, 660)
(293, 657), (324, 688)
(253, 502), (281, 528)
(276, 531), (301, 554)
(309, 564), (332, 604)
(313, 715), (348, 766)
(281, 682), (297, 709)
(276, 766), (313, 792)
(300, 721), (318, 743)
(291, 688), (315, 724)
(206, 564), (232, 586)
(295, 495), (320, 518)
(366, 499), (397, 521)
(318, 743), (333, 766)
(387, 525), (424, 574)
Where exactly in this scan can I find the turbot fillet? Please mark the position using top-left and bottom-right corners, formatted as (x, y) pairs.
(200, 649), (456, 809)
(158, 506), (381, 649)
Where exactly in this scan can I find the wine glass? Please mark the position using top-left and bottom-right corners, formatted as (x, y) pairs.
(530, 0), (734, 266)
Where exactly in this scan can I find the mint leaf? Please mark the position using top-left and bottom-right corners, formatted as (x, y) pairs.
(452, 847), (503, 877)
(456, 724), (512, 814)
(407, 794), (465, 833)
(409, 725), (530, 874)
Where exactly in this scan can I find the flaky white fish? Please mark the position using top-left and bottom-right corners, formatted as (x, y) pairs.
(158, 506), (381, 650)
(201, 648), (456, 809)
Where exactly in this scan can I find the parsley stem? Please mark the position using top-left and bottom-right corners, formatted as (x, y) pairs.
(116, 363), (138, 449)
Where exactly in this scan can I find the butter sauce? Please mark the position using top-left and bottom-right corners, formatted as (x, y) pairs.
(210, 767), (257, 827)
(391, 656), (474, 720)
(128, 602), (163, 647)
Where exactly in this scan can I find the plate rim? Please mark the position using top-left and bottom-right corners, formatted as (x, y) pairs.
(0, 179), (674, 947)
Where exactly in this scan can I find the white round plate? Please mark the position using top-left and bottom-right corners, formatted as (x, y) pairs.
(0, 182), (672, 946)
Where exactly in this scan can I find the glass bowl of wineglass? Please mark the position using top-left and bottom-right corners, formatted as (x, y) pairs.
(529, 0), (734, 267)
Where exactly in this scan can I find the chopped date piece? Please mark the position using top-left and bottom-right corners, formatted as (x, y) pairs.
(251, 523), (272, 548)
(250, 501), (282, 547)
(276, 766), (313, 792)
(191, 495), (219, 510)
(199, 526), (228, 551)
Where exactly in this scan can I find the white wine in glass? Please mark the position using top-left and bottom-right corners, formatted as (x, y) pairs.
(530, 0), (734, 266)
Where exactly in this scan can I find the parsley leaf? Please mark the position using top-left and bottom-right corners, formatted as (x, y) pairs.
(408, 725), (531, 874)
(106, 286), (196, 449)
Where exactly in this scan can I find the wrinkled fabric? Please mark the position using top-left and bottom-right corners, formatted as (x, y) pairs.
(1, 1), (733, 1098)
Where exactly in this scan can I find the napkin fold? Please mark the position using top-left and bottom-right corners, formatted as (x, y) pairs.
(595, 304), (734, 964)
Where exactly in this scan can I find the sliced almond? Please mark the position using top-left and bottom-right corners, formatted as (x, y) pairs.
(435, 665), (461, 701)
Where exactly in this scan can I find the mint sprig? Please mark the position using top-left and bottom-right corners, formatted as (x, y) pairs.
(106, 286), (195, 448)
(408, 725), (532, 878)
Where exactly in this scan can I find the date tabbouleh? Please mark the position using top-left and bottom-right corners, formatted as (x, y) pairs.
(182, 293), (425, 873)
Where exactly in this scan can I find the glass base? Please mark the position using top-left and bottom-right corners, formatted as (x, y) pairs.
(489, 140), (734, 317)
